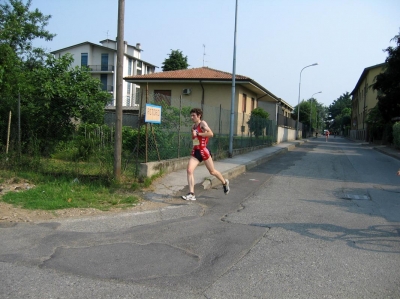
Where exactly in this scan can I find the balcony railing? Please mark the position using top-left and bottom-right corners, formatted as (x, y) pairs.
(105, 96), (139, 108)
(102, 85), (114, 92)
(85, 65), (115, 72)
(277, 113), (298, 129)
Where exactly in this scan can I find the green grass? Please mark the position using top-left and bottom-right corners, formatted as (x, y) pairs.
(0, 156), (164, 211)
(1, 176), (140, 211)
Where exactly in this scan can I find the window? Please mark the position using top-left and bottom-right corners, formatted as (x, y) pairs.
(128, 58), (132, 75)
(251, 98), (255, 111)
(146, 66), (154, 74)
(135, 87), (140, 105)
(137, 61), (142, 68)
(137, 69), (142, 75)
(126, 95), (131, 106)
(101, 53), (108, 71)
(242, 94), (247, 112)
(100, 74), (107, 91)
(154, 90), (171, 106)
(81, 53), (88, 66)
(127, 82), (131, 94)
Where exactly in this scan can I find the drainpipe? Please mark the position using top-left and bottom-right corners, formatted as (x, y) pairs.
(200, 80), (204, 110)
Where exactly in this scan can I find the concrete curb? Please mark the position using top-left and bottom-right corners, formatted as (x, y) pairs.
(202, 140), (305, 190)
(373, 146), (400, 161)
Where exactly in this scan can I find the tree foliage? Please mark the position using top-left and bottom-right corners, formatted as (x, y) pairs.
(328, 92), (352, 120)
(0, 0), (110, 154)
(247, 107), (269, 137)
(26, 54), (110, 140)
(372, 32), (400, 122)
(292, 99), (326, 132)
(327, 92), (352, 132)
(0, 0), (55, 55)
(161, 49), (189, 71)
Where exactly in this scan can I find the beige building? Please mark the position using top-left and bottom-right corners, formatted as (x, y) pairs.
(350, 63), (386, 141)
(124, 67), (281, 136)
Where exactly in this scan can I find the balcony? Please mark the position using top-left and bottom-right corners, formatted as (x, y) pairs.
(86, 65), (115, 72)
(105, 96), (139, 110)
(102, 85), (114, 93)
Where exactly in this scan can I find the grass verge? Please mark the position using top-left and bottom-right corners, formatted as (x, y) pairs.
(0, 168), (163, 211)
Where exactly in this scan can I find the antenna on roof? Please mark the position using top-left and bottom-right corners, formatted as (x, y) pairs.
(105, 30), (110, 47)
(203, 44), (206, 67)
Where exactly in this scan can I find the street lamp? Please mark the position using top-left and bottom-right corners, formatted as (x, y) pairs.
(296, 63), (318, 139)
(309, 91), (322, 136)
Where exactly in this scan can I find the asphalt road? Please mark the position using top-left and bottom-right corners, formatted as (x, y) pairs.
(1, 137), (399, 298)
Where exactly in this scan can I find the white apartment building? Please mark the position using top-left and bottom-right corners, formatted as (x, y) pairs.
(51, 39), (157, 108)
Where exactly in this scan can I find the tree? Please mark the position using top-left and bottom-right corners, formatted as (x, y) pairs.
(372, 32), (400, 123)
(0, 1), (110, 154)
(366, 105), (385, 141)
(247, 107), (269, 137)
(0, 0), (55, 149)
(22, 54), (110, 153)
(327, 92), (352, 132)
(161, 49), (189, 71)
(328, 92), (352, 120)
(0, 0), (55, 56)
(292, 101), (310, 123)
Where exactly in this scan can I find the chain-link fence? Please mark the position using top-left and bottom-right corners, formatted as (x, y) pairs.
(128, 91), (277, 163)
(1, 91), (278, 178)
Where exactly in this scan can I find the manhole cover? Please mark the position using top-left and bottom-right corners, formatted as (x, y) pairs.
(342, 194), (370, 200)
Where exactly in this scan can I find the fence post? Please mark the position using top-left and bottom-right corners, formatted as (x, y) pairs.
(178, 95), (182, 158)
(6, 111), (11, 154)
(145, 85), (148, 163)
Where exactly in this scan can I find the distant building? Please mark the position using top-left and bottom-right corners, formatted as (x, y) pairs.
(350, 63), (386, 141)
(51, 40), (157, 109)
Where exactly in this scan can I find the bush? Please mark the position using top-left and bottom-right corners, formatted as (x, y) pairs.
(393, 122), (400, 148)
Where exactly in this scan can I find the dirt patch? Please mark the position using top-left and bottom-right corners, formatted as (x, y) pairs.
(0, 178), (169, 223)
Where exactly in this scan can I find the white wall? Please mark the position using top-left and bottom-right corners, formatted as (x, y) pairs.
(277, 127), (297, 143)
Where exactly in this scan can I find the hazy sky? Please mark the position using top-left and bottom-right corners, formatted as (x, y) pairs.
(30, 0), (399, 108)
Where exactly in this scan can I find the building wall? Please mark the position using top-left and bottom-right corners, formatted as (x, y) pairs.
(258, 101), (277, 122)
(351, 65), (385, 132)
(277, 126), (297, 143)
(135, 82), (270, 135)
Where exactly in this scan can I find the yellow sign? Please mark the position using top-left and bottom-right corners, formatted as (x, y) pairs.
(145, 104), (162, 124)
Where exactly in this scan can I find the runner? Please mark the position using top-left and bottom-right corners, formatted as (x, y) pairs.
(182, 108), (230, 200)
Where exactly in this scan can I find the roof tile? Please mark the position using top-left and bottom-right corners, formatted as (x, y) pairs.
(125, 67), (249, 80)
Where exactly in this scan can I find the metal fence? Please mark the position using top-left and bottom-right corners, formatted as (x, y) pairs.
(113, 91), (278, 163)
(137, 94), (277, 162)
(277, 113), (297, 129)
(1, 91), (281, 178)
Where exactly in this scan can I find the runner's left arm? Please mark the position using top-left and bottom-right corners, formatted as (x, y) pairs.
(200, 121), (214, 137)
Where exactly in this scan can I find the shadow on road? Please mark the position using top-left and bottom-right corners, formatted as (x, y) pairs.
(250, 222), (400, 254)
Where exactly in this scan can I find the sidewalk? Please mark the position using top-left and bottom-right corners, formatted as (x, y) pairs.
(372, 144), (400, 161)
(146, 140), (306, 202)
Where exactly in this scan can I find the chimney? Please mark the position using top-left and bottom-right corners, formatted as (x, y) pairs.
(136, 43), (141, 50)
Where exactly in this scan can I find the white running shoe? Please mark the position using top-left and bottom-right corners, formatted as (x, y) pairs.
(223, 179), (230, 195)
(182, 193), (196, 200)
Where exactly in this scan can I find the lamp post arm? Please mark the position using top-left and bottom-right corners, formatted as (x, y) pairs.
(296, 63), (318, 139)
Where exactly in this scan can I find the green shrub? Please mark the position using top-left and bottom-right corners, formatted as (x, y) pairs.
(393, 122), (400, 148)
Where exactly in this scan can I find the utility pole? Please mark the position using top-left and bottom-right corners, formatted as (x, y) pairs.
(229, 0), (238, 157)
(114, 0), (125, 180)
